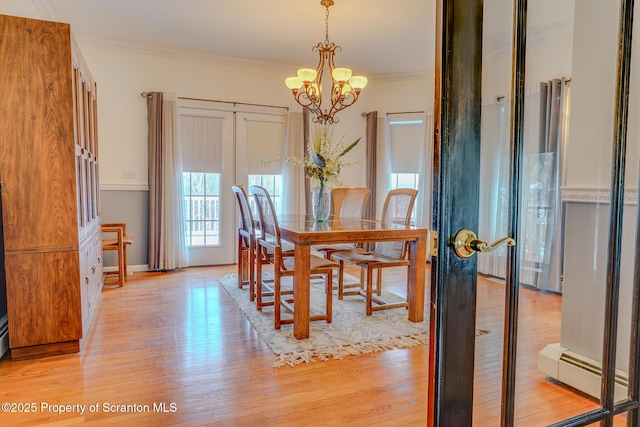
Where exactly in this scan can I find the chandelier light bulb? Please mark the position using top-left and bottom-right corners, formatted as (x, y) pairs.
(349, 76), (368, 91)
(331, 67), (352, 82)
(286, 77), (303, 91)
(297, 68), (318, 83)
(340, 83), (352, 95)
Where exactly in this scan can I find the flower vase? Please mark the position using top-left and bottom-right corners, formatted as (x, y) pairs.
(312, 182), (331, 221)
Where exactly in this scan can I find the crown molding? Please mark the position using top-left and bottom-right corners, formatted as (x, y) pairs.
(485, 20), (574, 62)
(75, 36), (302, 74)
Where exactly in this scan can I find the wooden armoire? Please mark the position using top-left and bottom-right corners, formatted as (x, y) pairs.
(0, 14), (103, 360)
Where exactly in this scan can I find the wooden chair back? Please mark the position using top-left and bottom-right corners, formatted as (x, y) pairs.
(375, 188), (418, 260)
(250, 185), (281, 248)
(333, 187), (370, 219)
(232, 185), (256, 244)
(232, 184), (258, 294)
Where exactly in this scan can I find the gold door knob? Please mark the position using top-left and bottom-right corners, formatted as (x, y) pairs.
(453, 228), (516, 258)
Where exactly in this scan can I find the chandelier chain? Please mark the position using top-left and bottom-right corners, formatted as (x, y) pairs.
(325, 5), (330, 46)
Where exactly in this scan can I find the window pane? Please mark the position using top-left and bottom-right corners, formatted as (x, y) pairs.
(183, 173), (191, 196)
(183, 172), (221, 247)
(390, 172), (419, 224)
(191, 173), (203, 195)
(248, 174), (283, 216)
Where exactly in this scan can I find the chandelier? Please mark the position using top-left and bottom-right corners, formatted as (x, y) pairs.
(285, 0), (367, 124)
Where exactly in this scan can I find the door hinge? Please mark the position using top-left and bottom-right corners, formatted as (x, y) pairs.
(429, 231), (438, 257)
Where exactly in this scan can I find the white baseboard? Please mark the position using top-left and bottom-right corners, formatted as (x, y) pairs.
(538, 343), (627, 400)
(102, 264), (150, 274)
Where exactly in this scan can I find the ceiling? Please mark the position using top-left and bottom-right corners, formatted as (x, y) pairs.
(10, 0), (575, 77)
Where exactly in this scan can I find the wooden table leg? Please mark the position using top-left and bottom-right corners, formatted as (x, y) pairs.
(408, 238), (427, 322)
(293, 244), (311, 339)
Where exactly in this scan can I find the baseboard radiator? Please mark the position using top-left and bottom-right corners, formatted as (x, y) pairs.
(538, 343), (627, 401)
(0, 314), (8, 359)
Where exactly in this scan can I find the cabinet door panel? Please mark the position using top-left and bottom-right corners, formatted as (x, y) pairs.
(5, 251), (81, 348)
(0, 16), (78, 250)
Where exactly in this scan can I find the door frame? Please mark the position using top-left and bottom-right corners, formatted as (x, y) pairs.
(178, 101), (235, 266)
(428, 0), (484, 424)
(428, 0), (640, 425)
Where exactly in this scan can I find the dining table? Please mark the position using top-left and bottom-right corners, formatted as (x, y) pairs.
(277, 214), (429, 339)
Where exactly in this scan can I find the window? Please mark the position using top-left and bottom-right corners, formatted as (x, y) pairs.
(248, 174), (283, 216)
(391, 172), (420, 190)
(389, 114), (425, 224)
(183, 172), (220, 246)
(179, 112), (226, 248)
(237, 112), (286, 216)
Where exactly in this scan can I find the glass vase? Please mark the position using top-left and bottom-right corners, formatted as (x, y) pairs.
(312, 182), (331, 221)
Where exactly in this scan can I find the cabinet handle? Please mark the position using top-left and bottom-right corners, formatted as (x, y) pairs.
(97, 256), (101, 264)
(92, 264), (97, 274)
(85, 276), (89, 284)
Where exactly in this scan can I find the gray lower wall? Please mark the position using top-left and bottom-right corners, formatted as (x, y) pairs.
(100, 189), (149, 270)
(561, 197), (636, 370)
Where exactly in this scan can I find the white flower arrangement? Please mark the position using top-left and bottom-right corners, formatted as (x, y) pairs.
(267, 124), (361, 188)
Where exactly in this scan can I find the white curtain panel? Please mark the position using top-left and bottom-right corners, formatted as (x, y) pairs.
(478, 80), (569, 293)
(477, 98), (510, 278)
(282, 111), (305, 215)
(160, 92), (189, 269)
(416, 111), (434, 229)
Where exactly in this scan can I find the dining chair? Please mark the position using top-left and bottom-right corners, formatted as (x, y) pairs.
(330, 187), (369, 218)
(331, 188), (419, 315)
(315, 187), (370, 260)
(251, 185), (338, 329)
(102, 223), (134, 287)
(232, 185), (258, 301)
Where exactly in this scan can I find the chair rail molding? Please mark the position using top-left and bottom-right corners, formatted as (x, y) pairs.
(561, 186), (638, 205)
(101, 183), (149, 192)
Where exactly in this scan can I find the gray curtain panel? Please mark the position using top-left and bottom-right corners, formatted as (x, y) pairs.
(539, 78), (566, 292)
(303, 109), (311, 215)
(147, 92), (163, 270)
(365, 111), (378, 220)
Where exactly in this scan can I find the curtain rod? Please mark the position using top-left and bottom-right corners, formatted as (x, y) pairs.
(386, 111), (424, 116)
(493, 77), (571, 103)
(140, 92), (288, 111)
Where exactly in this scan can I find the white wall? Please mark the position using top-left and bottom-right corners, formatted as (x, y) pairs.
(564, 0), (621, 190)
(482, 26), (574, 101)
(79, 44), (293, 188)
(366, 74), (435, 114)
(79, 42), (398, 190)
(559, 0), (640, 373)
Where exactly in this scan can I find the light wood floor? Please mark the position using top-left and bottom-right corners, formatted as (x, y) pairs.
(0, 264), (617, 426)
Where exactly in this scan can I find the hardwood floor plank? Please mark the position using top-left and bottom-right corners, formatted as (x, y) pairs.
(0, 265), (621, 426)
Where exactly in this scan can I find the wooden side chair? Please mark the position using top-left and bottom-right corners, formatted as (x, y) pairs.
(102, 223), (133, 287)
(331, 188), (418, 315)
(232, 185), (257, 300)
(315, 187), (370, 260)
(251, 185), (338, 329)
(330, 187), (370, 219)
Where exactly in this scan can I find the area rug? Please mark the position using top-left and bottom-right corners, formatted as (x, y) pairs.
(219, 274), (487, 367)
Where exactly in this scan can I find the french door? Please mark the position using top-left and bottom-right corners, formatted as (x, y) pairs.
(429, 0), (640, 425)
(178, 98), (287, 266)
